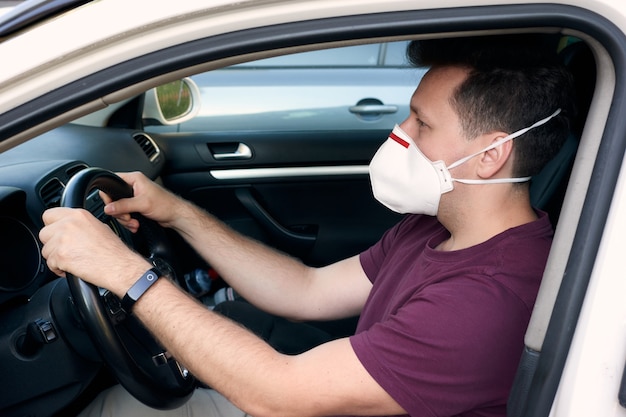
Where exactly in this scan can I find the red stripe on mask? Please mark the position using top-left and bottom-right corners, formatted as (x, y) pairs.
(389, 132), (410, 148)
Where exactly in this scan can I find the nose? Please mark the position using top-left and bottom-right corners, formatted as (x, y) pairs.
(398, 117), (411, 132)
(396, 118), (418, 142)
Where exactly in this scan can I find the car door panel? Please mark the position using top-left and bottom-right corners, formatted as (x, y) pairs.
(156, 129), (403, 267)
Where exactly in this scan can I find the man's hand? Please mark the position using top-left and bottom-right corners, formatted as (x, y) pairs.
(101, 171), (188, 233)
(39, 207), (150, 296)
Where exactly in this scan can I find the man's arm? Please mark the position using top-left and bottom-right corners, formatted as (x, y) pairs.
(104, 172), (372, 322)
(133, 276), (406, 417)
(169, 200), (371, 321)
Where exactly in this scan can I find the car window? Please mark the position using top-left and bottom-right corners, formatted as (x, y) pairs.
(148, 41), (424, 134)
(235, 43), (383, 67)
(383, 41), (412, 66)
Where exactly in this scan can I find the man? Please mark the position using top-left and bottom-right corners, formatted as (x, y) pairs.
(39, 35), (575, 417)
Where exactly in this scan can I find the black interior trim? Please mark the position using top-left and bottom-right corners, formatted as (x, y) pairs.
(0, 4), (625, 416)
(0, 0), (93, 38)
(159, 129), (389, 172)
(234, 187), (317, 256)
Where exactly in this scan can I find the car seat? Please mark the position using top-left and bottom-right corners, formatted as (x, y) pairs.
(530, 39), (595, 223)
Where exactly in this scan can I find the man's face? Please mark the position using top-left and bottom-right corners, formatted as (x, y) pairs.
(399, 65), (473, 170)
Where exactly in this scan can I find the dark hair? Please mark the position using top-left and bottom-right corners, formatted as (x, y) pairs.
(407, 35), (576, 177)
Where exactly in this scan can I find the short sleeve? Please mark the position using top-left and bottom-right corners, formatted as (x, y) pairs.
(360, 215), (439, 285)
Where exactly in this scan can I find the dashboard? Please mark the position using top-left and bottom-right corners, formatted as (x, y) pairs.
(0, 122), (164, 415)
(0, 186), (47, 305)
(0, 124), (163, 306)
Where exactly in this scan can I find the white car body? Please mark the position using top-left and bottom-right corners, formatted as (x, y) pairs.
(1, 1), (626, 416)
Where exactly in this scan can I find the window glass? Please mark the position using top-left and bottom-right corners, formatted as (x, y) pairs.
(235, 44), (381, 67)
(147, 41), (423, 134)
(384, 41), (412, 66)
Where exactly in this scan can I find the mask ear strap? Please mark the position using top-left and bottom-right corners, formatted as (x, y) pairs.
(454, 176), (532, 185)
(447, 108), (562, 171)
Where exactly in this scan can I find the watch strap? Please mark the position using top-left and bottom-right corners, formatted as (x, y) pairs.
(121, 267), (163, 313)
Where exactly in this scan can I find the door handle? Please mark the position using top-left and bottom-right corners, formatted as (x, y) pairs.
(349, 104), (398, 115)
(211, 143), (253, 160)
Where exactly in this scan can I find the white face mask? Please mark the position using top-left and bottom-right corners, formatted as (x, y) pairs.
(369, 109), (561, 215)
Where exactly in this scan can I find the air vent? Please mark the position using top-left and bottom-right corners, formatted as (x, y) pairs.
(40, 178), (64, 208)
(133, 133), (160, 162)
(66, 163), (87, 179)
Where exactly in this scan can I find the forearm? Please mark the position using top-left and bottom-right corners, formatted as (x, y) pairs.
(132, 277), (305, 417)
(129, 275), (401, 417)
(169, 199), (320, 320)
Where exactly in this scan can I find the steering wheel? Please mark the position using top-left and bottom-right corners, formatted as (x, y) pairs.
(61, 167), (196, 409)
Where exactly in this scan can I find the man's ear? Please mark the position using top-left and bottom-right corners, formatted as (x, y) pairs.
(476, 133), (514, 179)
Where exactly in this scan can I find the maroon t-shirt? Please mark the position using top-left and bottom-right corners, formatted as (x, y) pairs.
(349, 212), (552, 417)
